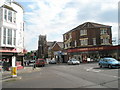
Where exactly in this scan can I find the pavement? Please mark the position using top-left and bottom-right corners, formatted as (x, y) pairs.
(1, 66), (41, 82)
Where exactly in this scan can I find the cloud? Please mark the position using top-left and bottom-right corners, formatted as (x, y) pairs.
(15, 0), (119, 51)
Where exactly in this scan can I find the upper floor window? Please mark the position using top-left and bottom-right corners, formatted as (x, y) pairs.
(64, 34), (67, 41)
(93, 38), (96, 45)
(4, 9), (16, 23)
(101, 38), (109, 45)
(13, 30), (16, 45)
(13, 12), (16, 23)
(3, 28), (7, 44)
(80, 38), (88, 46)
(74, 40), (77, 47)
(69, 33), (72, 39)
(4, 9), (7, 20)
(2, 27), (16, 46)
(7, 28), (12, 45)
(8, 10), (12, 22)
(100, 28), (107, 35)
(80, 29), (87, 36)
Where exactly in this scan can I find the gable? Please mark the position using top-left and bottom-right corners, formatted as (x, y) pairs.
(51, 43), (61, 51)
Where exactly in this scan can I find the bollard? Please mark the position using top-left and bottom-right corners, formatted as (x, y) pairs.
(11, 67), (17, 78)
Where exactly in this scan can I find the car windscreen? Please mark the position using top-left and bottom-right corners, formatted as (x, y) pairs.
(72, 59), (77, 61)
(105, 58), (117, 62)
(39, 60), (44, 62)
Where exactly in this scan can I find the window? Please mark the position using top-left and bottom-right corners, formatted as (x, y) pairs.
(80, 39), (88, 45)
(64, 35), (67, 40)
(8, 10), (12, 22)
(101, 37), (109, 45)
(13, 30), (16, 45)
(7, 29), (12, 45)
(74, 40), (77, 47)
(4, 9), (7, 21)
(80, 29), (87, 36)
(93, 38), (96, 45)
(69, 33), (72, 39)
(3, 28), (6, 44)
(13, 12), (16, 23)
(100, 28), (107, 34)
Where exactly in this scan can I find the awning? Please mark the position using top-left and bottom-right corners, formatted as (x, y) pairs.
(0, 49), (17, 53)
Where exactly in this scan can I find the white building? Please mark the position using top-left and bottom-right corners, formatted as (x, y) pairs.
(0, 0), (24, 68)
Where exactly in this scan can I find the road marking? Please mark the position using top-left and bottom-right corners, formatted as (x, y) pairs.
(85, 67), (101, 72)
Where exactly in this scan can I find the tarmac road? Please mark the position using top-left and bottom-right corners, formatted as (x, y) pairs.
(2, 63), (120, 89)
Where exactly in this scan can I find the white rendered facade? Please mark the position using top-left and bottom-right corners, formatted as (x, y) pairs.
(0, 0), (24, 53)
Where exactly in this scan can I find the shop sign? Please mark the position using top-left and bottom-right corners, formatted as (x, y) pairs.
(68, 47), (104, 53)
(67, 45), (120, 53)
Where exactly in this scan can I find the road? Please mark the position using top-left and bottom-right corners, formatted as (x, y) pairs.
(2, 63), (120, 88)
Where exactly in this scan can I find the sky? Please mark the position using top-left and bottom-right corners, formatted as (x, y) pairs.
(14, 0), (119, 51)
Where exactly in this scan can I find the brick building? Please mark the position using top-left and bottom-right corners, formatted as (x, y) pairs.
(47, 41), (63, 62)
(63, 22), (116, 62)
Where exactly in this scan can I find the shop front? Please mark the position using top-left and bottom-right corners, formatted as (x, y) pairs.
(67, 45), (120, 63)
(0, 49), (24, 71)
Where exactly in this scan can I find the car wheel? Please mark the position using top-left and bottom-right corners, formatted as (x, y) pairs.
(99, 64), (102, 68)
(108, 65), (112, 69)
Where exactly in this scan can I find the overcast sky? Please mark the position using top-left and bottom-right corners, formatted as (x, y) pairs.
(15, 0), (119, 51)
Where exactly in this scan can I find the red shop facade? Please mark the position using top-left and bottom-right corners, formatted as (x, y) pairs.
(66, 45), (120, 62)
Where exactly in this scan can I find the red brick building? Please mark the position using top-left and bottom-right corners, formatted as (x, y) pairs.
(63, 22), (119, 62)
(47, 41), (63, 62)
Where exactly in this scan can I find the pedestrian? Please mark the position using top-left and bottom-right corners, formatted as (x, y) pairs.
(27, 61), (29, 66)
(24, 61), (26, 66)
(33, 63), (36, 70)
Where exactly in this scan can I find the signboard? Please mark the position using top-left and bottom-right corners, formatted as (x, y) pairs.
(67, 46), (120, 53)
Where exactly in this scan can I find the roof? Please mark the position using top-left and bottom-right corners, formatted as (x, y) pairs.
(63, 22), (112, 35)
(47, 42), (54, 47)
(57, 42), (63, 48)
(12, 1), (24, 10)
(47, 41), (63, 49)
(1, 4), (16, 12)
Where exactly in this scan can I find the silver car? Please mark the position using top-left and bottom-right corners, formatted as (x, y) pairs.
(67, 58), (80, 65)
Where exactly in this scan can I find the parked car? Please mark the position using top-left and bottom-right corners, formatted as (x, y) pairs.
(36, 59), (46, 67)
(29, 60), (35, 64)
(49, 60), (56, 64)
(67, 58), (80, 65)
(98, 58), (120, 68)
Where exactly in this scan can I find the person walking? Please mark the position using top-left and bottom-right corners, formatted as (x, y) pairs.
(33, 62), (36, 70)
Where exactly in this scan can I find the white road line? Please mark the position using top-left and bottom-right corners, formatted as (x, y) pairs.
(85, 67), (101, 72)
(85, 67), (120, 78)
